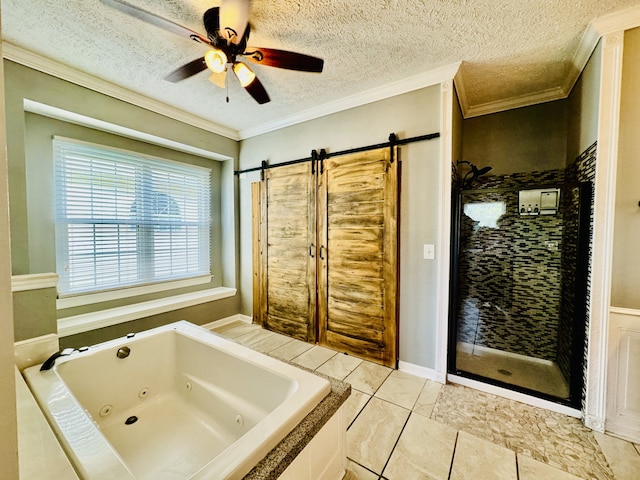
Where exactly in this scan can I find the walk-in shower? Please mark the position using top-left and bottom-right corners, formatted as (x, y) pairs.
(448, 160), (593, 408)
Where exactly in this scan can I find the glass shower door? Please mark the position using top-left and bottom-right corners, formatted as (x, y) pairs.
(450, 183), (590, 405)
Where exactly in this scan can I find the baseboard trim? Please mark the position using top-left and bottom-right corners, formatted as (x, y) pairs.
(448, 374), (582, 418)
(398, 361), (446, 383)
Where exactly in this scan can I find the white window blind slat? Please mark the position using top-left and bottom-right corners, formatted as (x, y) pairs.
(54, 138), (211, 296)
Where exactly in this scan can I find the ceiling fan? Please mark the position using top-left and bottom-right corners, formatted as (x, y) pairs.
(101, 0), (324, 104)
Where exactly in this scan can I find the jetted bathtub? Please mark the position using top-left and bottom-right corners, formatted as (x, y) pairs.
(23, 321), (331, 479)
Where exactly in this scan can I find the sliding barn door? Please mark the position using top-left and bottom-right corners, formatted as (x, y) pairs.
(317, 148), (398, 367)
(260, 163), (317, 342)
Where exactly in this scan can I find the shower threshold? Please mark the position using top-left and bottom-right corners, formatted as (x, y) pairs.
(455, 344), (569, 399)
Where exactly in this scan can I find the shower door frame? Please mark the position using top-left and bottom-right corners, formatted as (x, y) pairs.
(447, 182), (592, 410)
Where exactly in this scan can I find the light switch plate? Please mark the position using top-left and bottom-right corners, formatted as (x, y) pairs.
(423, 244), (435, 260)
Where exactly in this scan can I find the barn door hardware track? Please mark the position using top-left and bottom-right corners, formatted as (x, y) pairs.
(234, 131), (440, 176)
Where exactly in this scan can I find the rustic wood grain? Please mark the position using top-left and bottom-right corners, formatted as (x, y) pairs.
(260, 162), (317, 342)
(256, 148), (398, 367)
(252, 182), (262, 325)
(318, 147), (398, 367)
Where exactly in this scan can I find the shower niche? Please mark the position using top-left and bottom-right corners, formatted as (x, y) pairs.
(518, 188), (560, 215)
(448, 164), (593, 408)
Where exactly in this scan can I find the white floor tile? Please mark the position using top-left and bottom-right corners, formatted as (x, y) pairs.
(412, 380), (443, 418)
(384, 413), (457, 480)
(316, 353), (363, 380)
(343, 389), (371, 428)
(517, 454), (582, 480)
(594, 431), (640, 480)
(347, 397), (410, 474)
(249, 332), (295, 354)
(450, 431), (517, 480)
(269, 338), (314, 361)
(292, 345), (337, 370)
(344, 361), (392, 395)
(375, 370), (426, 410)
(344, 460), (379, 480)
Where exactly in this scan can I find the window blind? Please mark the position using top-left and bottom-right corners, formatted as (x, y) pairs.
(54, 138), (211, 296)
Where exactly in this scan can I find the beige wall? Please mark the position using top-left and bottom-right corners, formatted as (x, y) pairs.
(239, 85), (443, 368)
(611, 28), (640, 309)
(567, 41), (602, 162)
(462, 100), (569, 175)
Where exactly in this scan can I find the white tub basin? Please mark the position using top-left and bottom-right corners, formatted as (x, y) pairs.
(23, 321), (331, 479)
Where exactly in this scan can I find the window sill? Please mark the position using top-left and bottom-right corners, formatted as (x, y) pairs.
(56, 275), (212, 309)
(57, 287), (236, 337)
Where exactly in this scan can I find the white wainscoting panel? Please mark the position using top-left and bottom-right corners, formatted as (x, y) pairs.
(606, 307), (640, 443)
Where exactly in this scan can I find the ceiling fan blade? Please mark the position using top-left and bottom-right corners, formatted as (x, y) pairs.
(165, 57), (208, 82)
(101, 0), (210, 45)
(233, 67), (270, 104)
(209, 70), (227, 89)
(243, 47), (324, 72)
(219, 0), (249, 45)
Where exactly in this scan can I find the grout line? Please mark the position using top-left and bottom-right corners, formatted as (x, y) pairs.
(346, 390), (373, 431)
(378, 410), (413, 478)
(346, 459), (380, 479)
(447, 431), (460, 480)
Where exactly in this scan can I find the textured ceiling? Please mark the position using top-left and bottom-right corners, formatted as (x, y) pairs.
(2, 0), (638, 138)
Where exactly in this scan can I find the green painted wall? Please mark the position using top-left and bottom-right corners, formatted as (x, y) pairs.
(4, 60), (241, 342)
(462, 100), (569, 175)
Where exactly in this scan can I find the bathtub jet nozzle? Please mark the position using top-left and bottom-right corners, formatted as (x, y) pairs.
(40, 348), (76, 371)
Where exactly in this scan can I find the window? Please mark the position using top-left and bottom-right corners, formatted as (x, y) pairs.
(54, 137), (211, 296)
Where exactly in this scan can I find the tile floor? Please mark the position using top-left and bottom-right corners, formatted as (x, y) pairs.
(211, 321), (640, 480)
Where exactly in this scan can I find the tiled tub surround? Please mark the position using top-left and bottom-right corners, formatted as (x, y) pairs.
(453, 143), (597, 400)
(213, 320), (640, 480)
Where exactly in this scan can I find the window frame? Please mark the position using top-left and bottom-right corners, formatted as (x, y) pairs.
(53, 136), (213, 298)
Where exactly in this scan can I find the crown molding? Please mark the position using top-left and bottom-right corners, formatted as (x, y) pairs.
(591, 3), (640, 35)
(238, 61), (462, 139)
(462, 86), (567, 119)
(456, 4), (640, 119)
(562, 22), (602, 97)
(2, 43), (240, 141)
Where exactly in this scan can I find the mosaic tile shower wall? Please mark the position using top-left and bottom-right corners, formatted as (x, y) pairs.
(453, 142), (596, 401)
(455, 170), (566, 361)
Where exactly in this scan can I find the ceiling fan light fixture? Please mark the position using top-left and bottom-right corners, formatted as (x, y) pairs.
(233, 62), (256, 87)
(205, 49), (227, 73)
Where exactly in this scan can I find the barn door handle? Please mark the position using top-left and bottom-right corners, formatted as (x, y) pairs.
(319, 245), (326, 260)
(309, 244), (315, 258)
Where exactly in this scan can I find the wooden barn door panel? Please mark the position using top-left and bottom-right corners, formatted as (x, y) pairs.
(318, 148), (398, 367)
(260, 163), (317, 342)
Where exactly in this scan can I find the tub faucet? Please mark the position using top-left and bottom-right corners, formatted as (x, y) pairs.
(40, 348), (76, 371)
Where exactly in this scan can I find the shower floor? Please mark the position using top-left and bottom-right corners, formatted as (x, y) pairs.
(456, 345), (570, 399)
